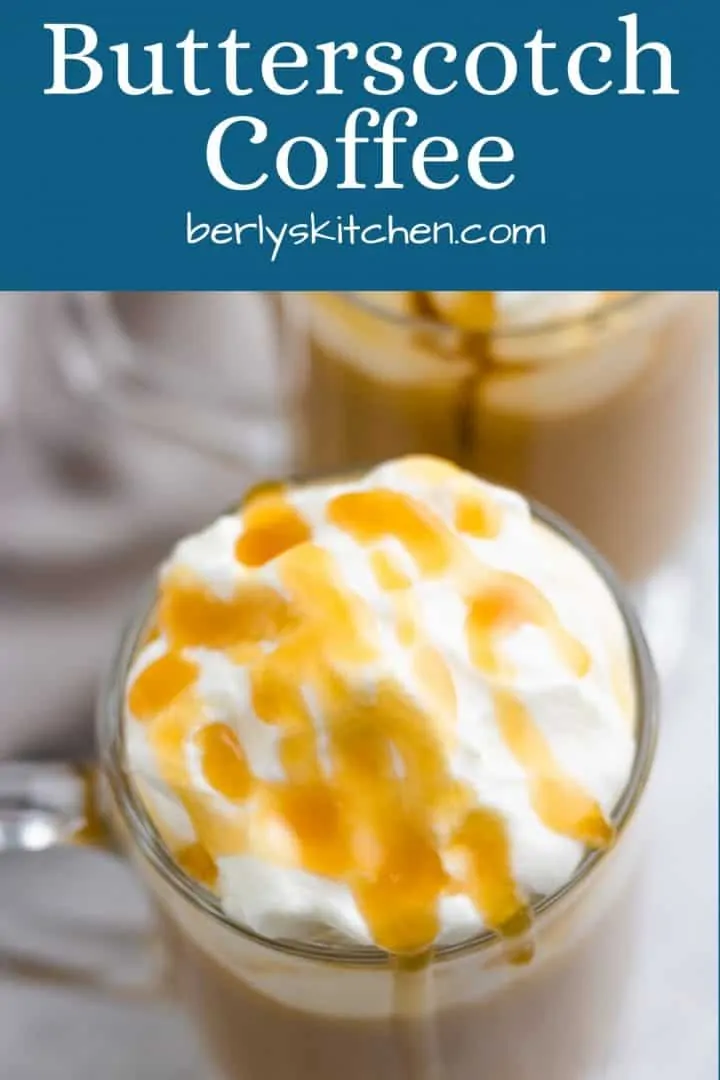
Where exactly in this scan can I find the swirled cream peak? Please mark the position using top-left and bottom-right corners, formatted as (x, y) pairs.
(125, 457), (636, 954)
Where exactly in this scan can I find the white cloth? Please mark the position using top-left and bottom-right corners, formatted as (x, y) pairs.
(0, 292), (285, 756)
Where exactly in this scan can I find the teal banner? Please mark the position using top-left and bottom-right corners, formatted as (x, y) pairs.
(0, 1), (717, 287)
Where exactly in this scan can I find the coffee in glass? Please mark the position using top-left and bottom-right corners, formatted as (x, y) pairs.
(117, 456), (657, 1079)
(282, 292), (716, 584)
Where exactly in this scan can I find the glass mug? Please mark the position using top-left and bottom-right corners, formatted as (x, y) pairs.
(0, 495), (658, 1080)
(281, 292), (716, 584)
(279, 291), (717, 674)
(50, 290), (717, 672)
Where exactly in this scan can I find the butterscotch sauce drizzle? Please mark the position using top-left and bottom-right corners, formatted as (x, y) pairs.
(466, 573), (591, 680)
(128, 651), (198, 723)
(196, 723), (253, 801)
(407, 292), (496, 473)
(71, 764), (111, 848)
(235, 488), (312, 567)
(328, 489), (460, 576)
(175, 841), (219, 889)
(408, 291), (495, 368)
(455, 491), (502, 539)
(408, 292), (437, 321)
(127, 459), (616, 955)
(494, 689), (613, 848)
(370, 548), (413, 592)
(452, 807), (532, 937)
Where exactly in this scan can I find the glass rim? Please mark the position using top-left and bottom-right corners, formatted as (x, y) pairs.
(98, 490), (659, 969)
(336, 291), (658, 341)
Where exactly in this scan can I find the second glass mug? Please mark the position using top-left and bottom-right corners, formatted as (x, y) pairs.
(51, 290), (717, 669)
(283, 291), (717, 586)
(0, 496), (658, 1080)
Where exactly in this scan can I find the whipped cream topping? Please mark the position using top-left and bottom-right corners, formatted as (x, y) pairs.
(125, 457), (636, 954)
(359, 291), (603, 335)
(494, 291), (601, 326)
(308, 291), (653, 418)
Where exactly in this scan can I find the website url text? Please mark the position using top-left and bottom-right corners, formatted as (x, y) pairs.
(186, 211), (547, 263)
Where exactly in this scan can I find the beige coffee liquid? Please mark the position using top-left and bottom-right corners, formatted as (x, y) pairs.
(293, 291), (716, 580)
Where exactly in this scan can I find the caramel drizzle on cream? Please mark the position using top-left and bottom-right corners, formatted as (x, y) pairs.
(127, 458), (614, 954)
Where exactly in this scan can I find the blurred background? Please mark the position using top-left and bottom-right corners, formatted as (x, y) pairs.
(1, 290), (716, 756)
(0, 292), (287, 759)
(0, 291), (717, 1079)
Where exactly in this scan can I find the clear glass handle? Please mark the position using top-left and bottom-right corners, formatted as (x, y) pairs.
(0, 762), (106, 854)
(0, 761), (166, 998)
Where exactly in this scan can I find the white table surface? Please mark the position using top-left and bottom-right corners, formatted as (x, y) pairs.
(0, 293), (716, 1079)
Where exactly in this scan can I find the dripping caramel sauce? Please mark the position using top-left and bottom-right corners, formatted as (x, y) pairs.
(391, 950), (444, 1080)
(127, 467), (615, 962)
(71, 764), (111, 848)
(408, 292), (496, 474)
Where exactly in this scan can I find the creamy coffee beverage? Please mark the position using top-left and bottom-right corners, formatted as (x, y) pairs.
(121, 457), (649, 1080)
(286, 291), (716, 581)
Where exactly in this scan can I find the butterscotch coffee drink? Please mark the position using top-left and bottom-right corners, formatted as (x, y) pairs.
(123, 457), (651, 1079)
(285, 291), (716, 581)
